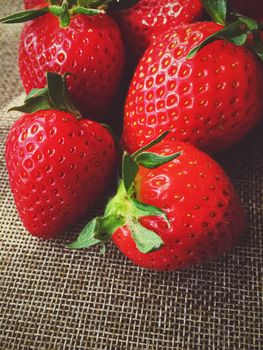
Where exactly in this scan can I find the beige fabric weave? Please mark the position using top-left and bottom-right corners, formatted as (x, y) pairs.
(0, 2), (262, 349)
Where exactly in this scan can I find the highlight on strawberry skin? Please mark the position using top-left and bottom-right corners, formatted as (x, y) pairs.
(5, 73), (117, 239)
(68, 133), (246, 271)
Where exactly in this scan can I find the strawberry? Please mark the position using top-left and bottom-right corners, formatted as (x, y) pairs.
(68, 133), (245, 271)
(5, 73), (116, 239)
(24, 0), (47, 9)
(1, 0), (125, 120)
(114, 0), (203, 63)
(122, 21), (263, 154)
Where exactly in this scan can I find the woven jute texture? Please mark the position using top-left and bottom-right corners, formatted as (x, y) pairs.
(0, 2), (262, 350)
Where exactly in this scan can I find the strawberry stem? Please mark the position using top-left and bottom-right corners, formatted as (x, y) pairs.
(187, 15), (263, 61)
(9, 72), (82, 119)
(67, 135), (181, 254)
(0, 0), (140, 26)
(201, 0), (227, 25)
(67, 180), (166, 253)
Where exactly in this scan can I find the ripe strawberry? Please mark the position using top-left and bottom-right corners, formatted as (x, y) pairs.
(24, 0), (47, 9)
(114, 0), (203, 62)
(5, 73), (116, 239)
(122, 21), (263, 154)
(2, 1), (125, 120)
(68, 134), (245, 271)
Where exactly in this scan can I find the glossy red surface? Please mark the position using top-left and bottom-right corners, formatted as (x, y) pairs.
(5, 110), (116, 238)
(112, 141), (245, 270)
(19, 13), (125, 120)
(114, 0), (203, 62)
(122, 22), (263, 154)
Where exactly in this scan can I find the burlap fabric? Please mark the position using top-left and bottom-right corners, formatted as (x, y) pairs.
(0, 2), (262, 349)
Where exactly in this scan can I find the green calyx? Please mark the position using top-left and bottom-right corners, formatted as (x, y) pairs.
(190, 0), (263, 62)
(201, 0), (227, 26)
(67, 182), (165, 254)
(0, 0), (139, 28)
(9, 72), (82, 119)
(67, 131), (181, 254)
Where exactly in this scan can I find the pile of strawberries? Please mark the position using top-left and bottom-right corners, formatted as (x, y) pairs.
(2, 0), (263, 271)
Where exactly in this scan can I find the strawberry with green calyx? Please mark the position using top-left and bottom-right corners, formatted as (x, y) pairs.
(0, 0), (141, 120)
(23, 0), (139, 11)
(22, 0), (203, 68)
(201, 0), (263, 25)
(5, 72), (116, 239)
(68, 134), (245, 271)
(189, 0), (263, 60)
(68, 131), (181, 254)
(4, 0), (140, 26)
(122, 0), (263, 155)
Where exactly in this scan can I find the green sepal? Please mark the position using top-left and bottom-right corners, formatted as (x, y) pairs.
(128, 218), (164, 254)
(72, 6), (104, 15)
(67, 179), (168, 254)
(236, 15), (259, 31)
(99, 244), (106, 255)
(48, 72), (67, 110)
(67, 214), (125, 251)
(67, 130), (181, 255)
(249, 31), (263, 61)
(24, 88), (46, 102)
(99, 214), (126, 237)
(132, 130), (170, 159)
(67, 217), (102, 249)
(8, 88), (53, 114)
(201, 0), (227, 25)
(48, 5), (61, 16)
(122, 131), (173, 192)
(0, 7), (49, 24)
(107, 0), (139, 12)
(122, 152), (139, 192)
(0, 0), (140, 25)
(59, 0), (70, 27)
(0, 0), (103, 27)
(48, 1), (72, 27)
(187, 17), (259, 59)
(9, 72), (82, 118)
(47, 72), (81, 118)
(135, 151), (181, 169)
(130, 197), (169, 226)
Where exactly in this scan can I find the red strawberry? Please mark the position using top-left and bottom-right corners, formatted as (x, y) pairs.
(68, 135), (245, 271)
(5, 73), (116, 239)
(2, 2), (125, 120)
(114, 0), (203, 62)
(122, 21), (263, 154)
(230, 0), (263, 21)
(24, 0), (47, 9)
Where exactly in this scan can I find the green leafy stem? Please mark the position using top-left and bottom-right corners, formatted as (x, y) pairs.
(191, 0), (263, 61)
(9, 72), (82, 119)
(68, 131), (181, 254)
(0, 0), (139, 27)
